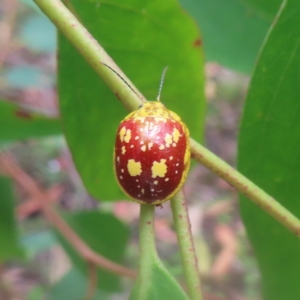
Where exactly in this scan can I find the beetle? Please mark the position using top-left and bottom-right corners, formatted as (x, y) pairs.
(113, 68), (190, 205)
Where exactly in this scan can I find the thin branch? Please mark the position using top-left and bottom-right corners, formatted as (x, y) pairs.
(32, 0), (300, 236)
(136, 205), (190, 298)
(84, 261), (98, 300)
(138, 204), (157, 277)
(34, 0), (145, 112)
(16, 185), (62, 219)
(171, 190), (203, 300)
(0, 152), (136, 279)
(190, 139), (300, 237)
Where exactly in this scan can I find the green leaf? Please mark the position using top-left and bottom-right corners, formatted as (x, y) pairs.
(0, 176), (24, 261)
(130, 255), (188, 300)
(58, 0), (205, 201)
(238, 1), (300, 299)
(54, 211), (129, 292)
(0, 100), (61, 141)
(49, 268), (108, 300)
(179, 0), (281, 73)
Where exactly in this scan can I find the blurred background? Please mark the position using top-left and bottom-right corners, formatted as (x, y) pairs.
(0, 0), (260, 299)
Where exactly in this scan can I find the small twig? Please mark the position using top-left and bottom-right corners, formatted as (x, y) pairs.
(210, 224), (237, 278)
(34, 0), (145, 112)
(171, 190), (203, 300)
(190, 138), (300, 237)
(138, 204), (157, 281)
(16, 185), (62, 219)
(84, 261), (98, 300)
(0, 152), (136, 279)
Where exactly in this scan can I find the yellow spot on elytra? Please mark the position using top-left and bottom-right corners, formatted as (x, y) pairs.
(165, 133), (172, 147)
(122, 146), (126, 154)
(135, 136), (139, 140)
(165, 178), (169, 182)
(124, 129), (131, 143)
(141, 145), (146, 151)
(119, 127), (126, 142)
(170, 156), (173, 160)
(159, 144), (165, 150)
(117, 156), (120, 162)
(151, 159), (167, 178)
(154, 181), (158, 185)
(148, 142), (153, 150)
(141, 189), (145, 194)
(172, 143), (176, 147)
(121, 169), (124, 173)
(127, 159), (142, 176)
(172, 128), (180, 143)
(130, 145), (134, 148)
(154, 117), (167, 123)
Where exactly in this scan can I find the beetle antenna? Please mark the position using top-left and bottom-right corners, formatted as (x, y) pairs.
(157, 67), (168, 102)
(102, 63), (140, 98)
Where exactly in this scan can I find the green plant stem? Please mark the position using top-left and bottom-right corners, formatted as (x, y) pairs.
(171, 191), (203, 300)
(190, 138), (300, 236)
(34, 0), (145, 112)
(136, 204), (159, 299)
(135, 204), (191, 299)
(139, 205), (157, 276)
(34, 0), (300, 237)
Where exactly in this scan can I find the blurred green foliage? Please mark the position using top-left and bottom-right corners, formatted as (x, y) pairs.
(1, 0), (299, 299)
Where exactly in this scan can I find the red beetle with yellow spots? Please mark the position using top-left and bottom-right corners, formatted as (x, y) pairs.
(114, 98), (190, 205)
